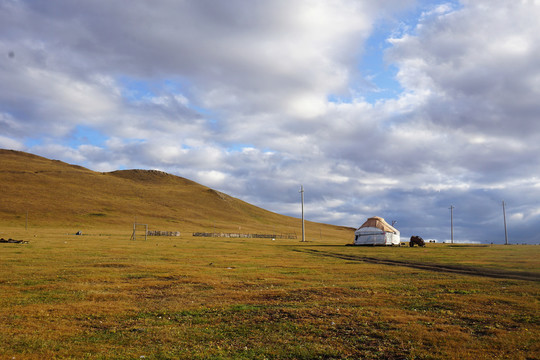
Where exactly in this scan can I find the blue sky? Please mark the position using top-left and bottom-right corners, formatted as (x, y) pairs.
(1, 0), (539, 243)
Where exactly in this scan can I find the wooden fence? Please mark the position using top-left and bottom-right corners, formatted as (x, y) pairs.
(192, 232), (297, 239)
(147, 230), (181, 237)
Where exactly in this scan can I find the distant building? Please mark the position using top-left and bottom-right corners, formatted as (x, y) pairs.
(354, 216), (400, 246)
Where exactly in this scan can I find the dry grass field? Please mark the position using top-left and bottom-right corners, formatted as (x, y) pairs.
(1, 150), (539, 359)
(0, 149), (351, 239)
(0, 229), (538, 359)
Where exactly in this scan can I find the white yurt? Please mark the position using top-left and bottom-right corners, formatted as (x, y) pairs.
(354, 216), (400, 246)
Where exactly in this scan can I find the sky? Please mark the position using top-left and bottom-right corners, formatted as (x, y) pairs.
(1, 0), (539, 244)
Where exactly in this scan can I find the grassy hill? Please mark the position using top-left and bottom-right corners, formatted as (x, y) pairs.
(0, 149), (353, 239)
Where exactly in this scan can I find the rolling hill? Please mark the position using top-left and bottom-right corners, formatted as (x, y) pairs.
(0, 149), (353, 239)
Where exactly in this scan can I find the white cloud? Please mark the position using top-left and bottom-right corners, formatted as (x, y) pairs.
(0, 134), (24, 150)
(1, 0), (539, 243)
(196, 170), (228, 188)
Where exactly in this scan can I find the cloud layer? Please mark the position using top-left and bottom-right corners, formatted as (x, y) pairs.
(1, 0), (539, 243)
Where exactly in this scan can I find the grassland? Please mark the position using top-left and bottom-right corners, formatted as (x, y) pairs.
(1, 149), (539, 359)
(0, 227), (538, 359)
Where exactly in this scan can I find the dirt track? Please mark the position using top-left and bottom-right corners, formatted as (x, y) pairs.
(297, 248), (540, 282)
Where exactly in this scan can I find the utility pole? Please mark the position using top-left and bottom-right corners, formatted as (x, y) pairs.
(449, 205), (454, 244)
(300, 185), (305, 242)
(502, 200), (509, 245)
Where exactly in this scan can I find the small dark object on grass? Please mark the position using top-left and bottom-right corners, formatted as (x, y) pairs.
(0, 238), (29, 244)
(409, 235), (425, 247)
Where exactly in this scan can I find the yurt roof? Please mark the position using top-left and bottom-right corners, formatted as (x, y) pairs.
(359, 216), (398, 233)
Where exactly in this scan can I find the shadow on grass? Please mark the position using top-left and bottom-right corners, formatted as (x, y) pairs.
(295, 248), (540, 282)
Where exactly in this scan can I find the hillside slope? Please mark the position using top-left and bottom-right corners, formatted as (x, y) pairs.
(0, 149), (353, 238)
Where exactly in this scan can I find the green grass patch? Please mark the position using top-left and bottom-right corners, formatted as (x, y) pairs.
(0, 231), (538, 359)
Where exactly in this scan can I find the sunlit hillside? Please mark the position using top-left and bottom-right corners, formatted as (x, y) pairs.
(0, 149), (353, 239)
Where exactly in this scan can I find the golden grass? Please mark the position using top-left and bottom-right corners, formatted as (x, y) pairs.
(0, 149), (352, 240)
(1, 150), (539, 358)
(0, 228), (538, 359)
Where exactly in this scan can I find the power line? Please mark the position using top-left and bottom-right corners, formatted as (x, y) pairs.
(299, 185), (305, 242)
(502, 200), (509, 245)
(449, 205), (454, 244)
